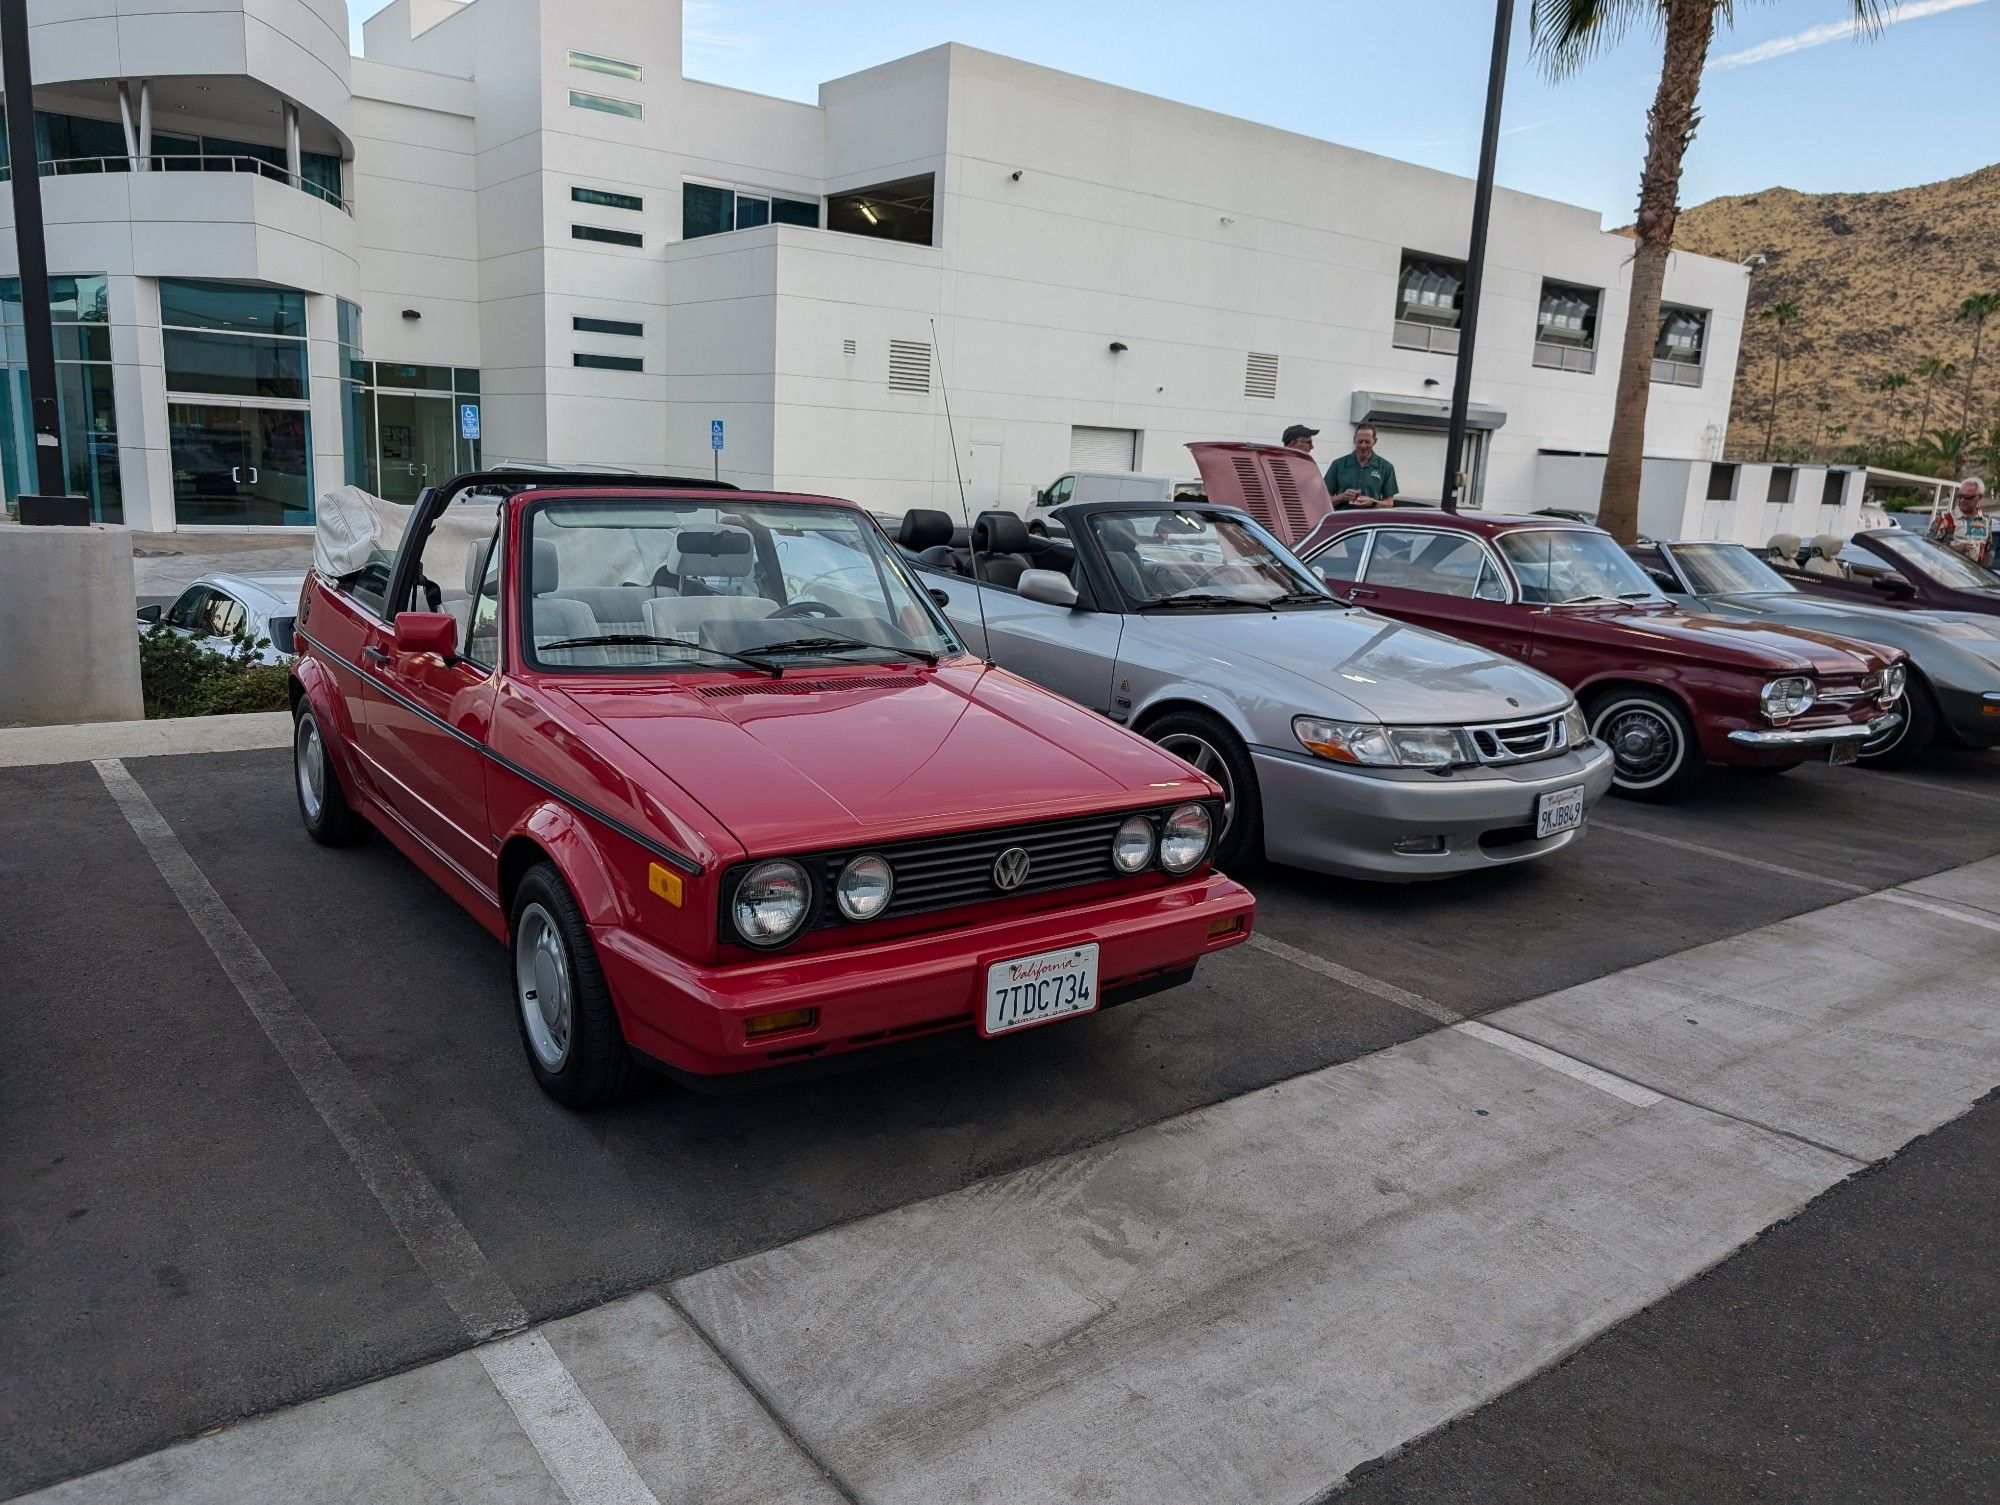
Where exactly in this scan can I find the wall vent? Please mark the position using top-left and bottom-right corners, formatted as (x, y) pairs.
(842, 338), (857, 357)
(1244, 351), (1279, 400)
(888, 339), (932, 393)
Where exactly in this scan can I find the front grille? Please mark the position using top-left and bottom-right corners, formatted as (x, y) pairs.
(1816, 672), (1883, 707)
(1467, 713), (1567, 766)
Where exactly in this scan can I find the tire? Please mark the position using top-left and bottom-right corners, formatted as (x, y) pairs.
(1857, 673), (1937, 769)
(293, 703), (370, 846)
(510, 863), (640, 1109)
(1145, 710), (1263, 871)
(1589, 687), (1706, 803)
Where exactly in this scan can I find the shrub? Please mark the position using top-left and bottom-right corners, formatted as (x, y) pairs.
(139, 623), (291, 718)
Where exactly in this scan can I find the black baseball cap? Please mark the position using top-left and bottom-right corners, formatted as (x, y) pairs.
(1282, 424), (1320, 444)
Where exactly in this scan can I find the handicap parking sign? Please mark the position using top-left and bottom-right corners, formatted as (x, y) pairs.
(459, 403), (480, 441)
(711, 419), (725, 451)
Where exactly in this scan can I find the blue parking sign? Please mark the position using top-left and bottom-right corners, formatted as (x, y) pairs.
(710, 419), (725, 451)
(459, 403), (480, 441)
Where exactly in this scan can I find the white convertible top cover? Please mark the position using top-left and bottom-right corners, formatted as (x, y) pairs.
(314, 486), (410, 578)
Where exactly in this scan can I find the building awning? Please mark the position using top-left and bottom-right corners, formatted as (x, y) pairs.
(1349, 390), (1507, 433)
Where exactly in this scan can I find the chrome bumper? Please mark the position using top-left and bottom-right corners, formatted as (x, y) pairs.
(1728, 710), (1899, 748)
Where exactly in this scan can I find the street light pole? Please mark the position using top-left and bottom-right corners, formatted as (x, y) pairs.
(1, 0), (67, 499)
(1441, 0), (1515, 514)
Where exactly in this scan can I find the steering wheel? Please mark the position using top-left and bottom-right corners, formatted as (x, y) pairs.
(773, 599), (837, 620)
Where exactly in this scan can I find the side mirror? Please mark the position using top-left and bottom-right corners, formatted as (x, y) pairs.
(393, 610), (459, 659)
(1035, 489), (1050, 508)
(927, 587), (951, 608)
(1872, 571), (1914, 600)
(1645, 568), (1679, 592)
(136, 603), (164, 624)
(1017, 568), (1080, 609)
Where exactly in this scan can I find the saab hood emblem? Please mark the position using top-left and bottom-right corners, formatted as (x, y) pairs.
(992, 846), (1033, 890)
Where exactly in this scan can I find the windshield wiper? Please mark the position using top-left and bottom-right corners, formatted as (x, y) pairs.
(536, 633), (783, 677)
(1142, 591), (1256, 610)
(1616, 590), (1658, 600)
(1556, 593), (1615, 605)
(1265, 589), (1338, 607)
(748, 632), (939, 666)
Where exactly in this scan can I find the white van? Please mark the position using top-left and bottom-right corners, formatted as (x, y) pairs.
(1029, 470), (1205, 532)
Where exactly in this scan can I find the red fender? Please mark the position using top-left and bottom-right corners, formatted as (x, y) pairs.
(290, 658), (371, 806)
(507, 801), (630, 930)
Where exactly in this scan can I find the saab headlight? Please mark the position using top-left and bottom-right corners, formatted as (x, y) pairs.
(1112, 814), (1156, 874)
(1159, 803), (1212, 874)
(1880, 664), (1907, 703)
(732, 859), (811, 946)
(1760, 676), (1815, 722)
(834, 854), (894, 921)
(1562, 702), (1592, 746)
(1385, 727), (1464, 768)
(1293, 716), (1469, 768)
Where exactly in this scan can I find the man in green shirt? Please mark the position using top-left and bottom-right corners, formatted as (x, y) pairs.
(1325, 424), (1398, 509)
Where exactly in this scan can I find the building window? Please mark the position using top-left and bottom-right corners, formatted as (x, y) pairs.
(573, 185), (642, 212)
(1533, 280), (1599, 373)
(346, 362), (481, 503)
(160, 279), (313, 525)
(1820, 470), (1844, 508)
(573, 316), (643, 337)
(1706, 462), (1737, 501)
(1653, 305), (1708, 387)
(828, 175), (934, 246)
(0, 274), (121, 522)
(681, 180), (821, 241)
(568, 50), (642, 81)
(575, 353), (643, 372)
(1243, 352), (1279, 400)
(1766, 467), (1795, 507)
(1393, 253), (1465, 354)
(338, 298), (368, 490)
(568, 90), (643, 121)
(572, 224), (644, 248)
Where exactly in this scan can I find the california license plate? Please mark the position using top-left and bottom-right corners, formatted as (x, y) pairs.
(1535, 785), (1586, 839)
(1828, 739), (1861, 766)
(982, 943), (1099, 1037)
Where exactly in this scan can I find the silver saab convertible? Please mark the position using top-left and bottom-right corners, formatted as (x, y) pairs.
(897, 501), (1614, 880)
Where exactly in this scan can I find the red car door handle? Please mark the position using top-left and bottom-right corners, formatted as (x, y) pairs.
(1347, 586), (1378, 600)
(362, 645), (392, 666)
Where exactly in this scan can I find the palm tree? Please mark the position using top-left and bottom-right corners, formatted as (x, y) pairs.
(1810, 398), (1832, 459)
(1915, 355), (1957, 440)
(1878, 371), (1911, 433)
(1758, 299), (1800, 459)
(1529, 0), (1883, 545)
(1917, 427), (1972, 476)
(1956, 292), (2000, 446)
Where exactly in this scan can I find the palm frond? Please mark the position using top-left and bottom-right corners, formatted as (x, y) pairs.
(1527, 0), (1660, 79)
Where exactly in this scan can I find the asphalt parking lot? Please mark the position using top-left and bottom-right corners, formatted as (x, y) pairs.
(4, 738), (1998, 1499)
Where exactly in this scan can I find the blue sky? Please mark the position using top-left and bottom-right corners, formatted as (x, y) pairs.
(353, 0), (1997, 222)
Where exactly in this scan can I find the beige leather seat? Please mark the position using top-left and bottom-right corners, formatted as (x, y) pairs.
(1765, 532), (1802, 568)
(1803, 533), (1848, 578)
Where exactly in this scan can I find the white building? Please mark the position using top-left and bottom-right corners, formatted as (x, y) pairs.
(1, 0), (1751, 532)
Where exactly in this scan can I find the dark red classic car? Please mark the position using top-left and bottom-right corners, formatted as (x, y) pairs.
(1292, 511), (1908, 799)
(1774, 527), (2000, 618)
(289, 472), (1252, 1106)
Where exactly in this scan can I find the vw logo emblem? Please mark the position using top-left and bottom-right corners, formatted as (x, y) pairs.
(992, 846), (1033, 891)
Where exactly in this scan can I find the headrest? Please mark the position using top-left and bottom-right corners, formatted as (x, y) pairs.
(465, 535), (493, 596)
(1809, 533), (1844, 559)
(972, 510), (1030, 555)
(532, 538), (559, 592)
(674, 527), (755, 577)
(899, 508), (954, 549)
(1765, 533), (1800, 560)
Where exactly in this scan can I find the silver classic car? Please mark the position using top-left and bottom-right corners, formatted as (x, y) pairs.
(898, 502), (1614, 880)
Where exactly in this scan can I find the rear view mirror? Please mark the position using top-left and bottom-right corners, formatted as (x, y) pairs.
(392, 611), (458, 659)
(1645, 568), (1679, 592)
(1871, 571), (1914, 600)
(1018, 569), (1080, 609)
(136, 603), (164, 624)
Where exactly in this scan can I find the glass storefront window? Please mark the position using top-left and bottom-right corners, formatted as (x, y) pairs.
(159, 280), (306, 337)
(163, 328), (308, 400)
(0, 273), (121, 522)
(168, 403), (313, 526)
(162, 280), (311, 525)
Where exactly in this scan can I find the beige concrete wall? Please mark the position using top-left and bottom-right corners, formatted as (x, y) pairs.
(0, 525), (145, 726)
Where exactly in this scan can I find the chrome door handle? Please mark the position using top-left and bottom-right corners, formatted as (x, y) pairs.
(248, 466), (259, 484)
(230, 466), (241, 484)
(1347, 586), (1378, 600)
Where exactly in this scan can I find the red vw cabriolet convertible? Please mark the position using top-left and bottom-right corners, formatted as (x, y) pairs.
(290, 473), (1252, 1106)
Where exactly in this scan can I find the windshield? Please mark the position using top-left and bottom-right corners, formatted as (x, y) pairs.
(1088, 509), (1335, 609)
(523, 500), (960, 670)
(1498, 528), (1664, 605)
(1666, 542), (1795, 595)
(1873, 531), (2000, 590)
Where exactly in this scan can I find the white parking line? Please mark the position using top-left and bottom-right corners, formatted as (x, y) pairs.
(1872, 889), (2000, 933)
(1592, 819), (1870, 894)
(1246, 931), (1461, 1024)
(1880, 774), (2000, 807)
(94, 759), (661, 1505)
(1454, 1020), (1664, 1107)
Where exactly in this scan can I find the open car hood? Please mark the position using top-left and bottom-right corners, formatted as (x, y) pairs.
(1139, 609), (1573, 724)
(557, 662), (1211, 856)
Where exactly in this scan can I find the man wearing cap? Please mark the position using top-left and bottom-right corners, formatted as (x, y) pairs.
(1325, 423), (1398, 509)
(1282, 423), (1319, 453)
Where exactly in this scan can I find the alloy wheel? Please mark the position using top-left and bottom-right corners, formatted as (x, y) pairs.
(1157, 732), (1236, 837)
(295, 715), (326, 822)
(514, 903), (574, 1071)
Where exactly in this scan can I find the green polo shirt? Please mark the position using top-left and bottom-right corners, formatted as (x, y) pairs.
(1325, 451), (1398, 505)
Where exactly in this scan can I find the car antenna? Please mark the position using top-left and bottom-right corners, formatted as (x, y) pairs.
(931, 316), (994, 667)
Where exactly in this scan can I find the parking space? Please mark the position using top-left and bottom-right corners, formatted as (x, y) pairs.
(3, 741), (1997, 1496)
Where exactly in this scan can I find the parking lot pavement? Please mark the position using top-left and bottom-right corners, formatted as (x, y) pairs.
(3, 737), (1997, 1498)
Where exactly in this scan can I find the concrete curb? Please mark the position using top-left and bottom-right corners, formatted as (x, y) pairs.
(0, 712), (291, 768)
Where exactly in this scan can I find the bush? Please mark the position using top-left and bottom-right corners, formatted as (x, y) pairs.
(139, 623), (291, 718)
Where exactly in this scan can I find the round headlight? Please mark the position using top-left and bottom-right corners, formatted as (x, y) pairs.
(835, 854), (894, 921)
(1159, 802), (1212, 874)
(1759, 675), (1815, 722)
(1112, 814), (1156, 874)
(1881, 664), (1907, 702)
(732, 859), (811, 946)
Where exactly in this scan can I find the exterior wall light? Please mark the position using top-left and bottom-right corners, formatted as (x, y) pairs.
(401, 308), (422, 320)
(1108, 341), (1128, 353)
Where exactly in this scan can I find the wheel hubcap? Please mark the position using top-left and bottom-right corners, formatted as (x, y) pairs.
(1158, 733), (1235, 837)
(514, 905), (573, 1071)
(296, 717), (325, 820)
(1601, 707), (1677, 784)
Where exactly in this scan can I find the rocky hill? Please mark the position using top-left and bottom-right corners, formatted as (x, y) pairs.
(1659, 162), (2000, 462)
